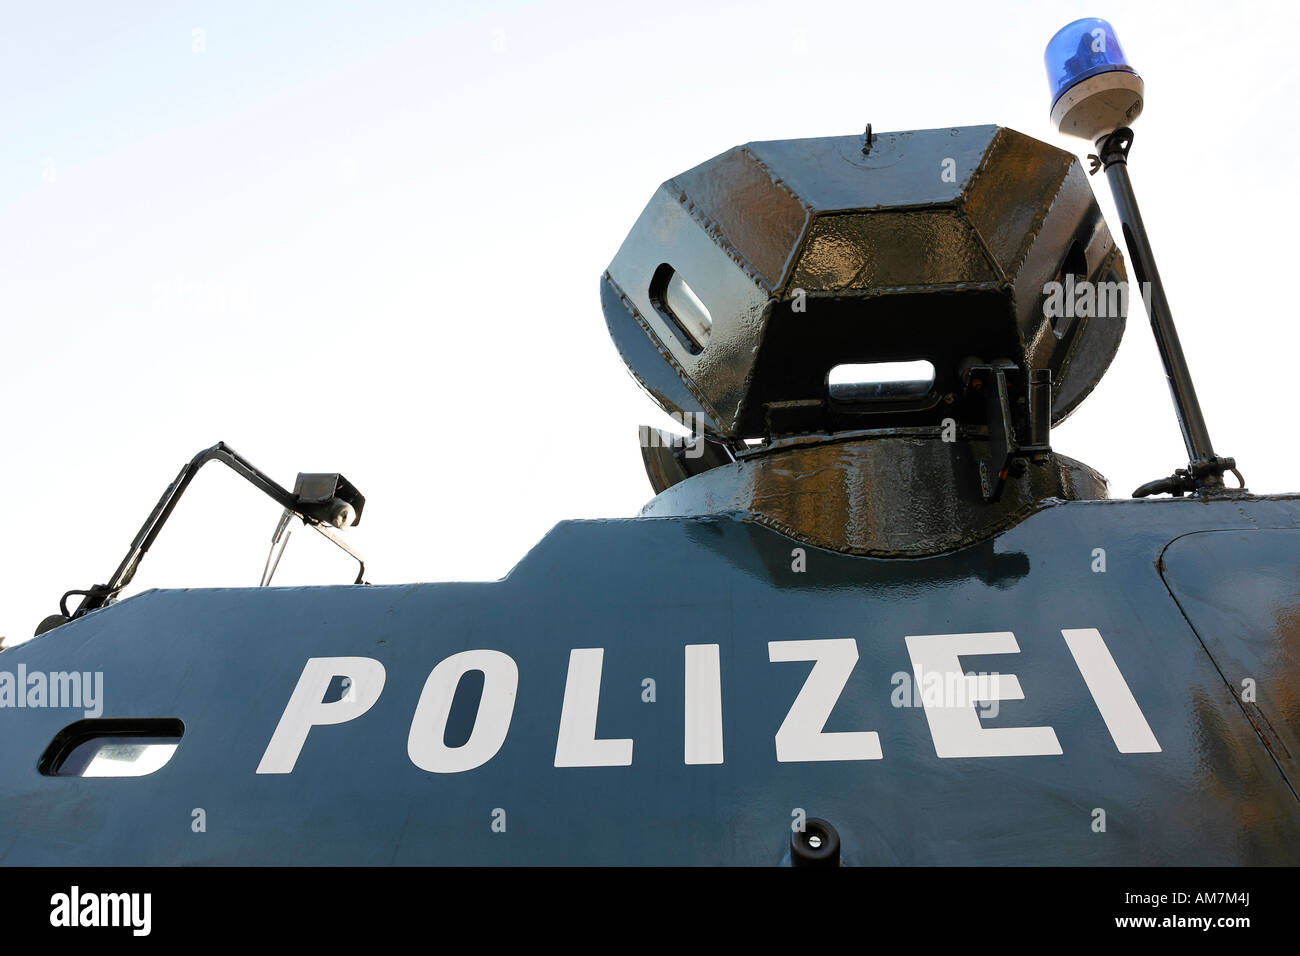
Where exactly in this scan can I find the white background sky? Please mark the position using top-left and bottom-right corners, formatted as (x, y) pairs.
(3, 0), (1297, 644)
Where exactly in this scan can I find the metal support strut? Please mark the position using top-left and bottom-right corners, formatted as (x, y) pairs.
(36, 442), (366, 636)
(1092, 128), (1242, 497)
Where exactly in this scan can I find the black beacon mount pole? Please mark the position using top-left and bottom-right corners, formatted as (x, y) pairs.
(1089, 129), (1243, 498)
(1045, 16), (1243, 499)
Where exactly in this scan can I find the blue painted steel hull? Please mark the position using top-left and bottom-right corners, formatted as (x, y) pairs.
(1, 494), (1297, 864)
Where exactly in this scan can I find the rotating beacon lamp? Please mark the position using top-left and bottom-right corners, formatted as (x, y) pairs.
(1044, 18), (1241, 497)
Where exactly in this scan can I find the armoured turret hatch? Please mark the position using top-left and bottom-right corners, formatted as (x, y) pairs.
(602, 125), (1127, 440)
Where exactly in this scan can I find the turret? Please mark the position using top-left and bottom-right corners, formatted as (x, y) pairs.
(602, 124), (1128, 556)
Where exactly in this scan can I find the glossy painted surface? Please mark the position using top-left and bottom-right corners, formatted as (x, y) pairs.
(1161, 529), (1300, 793)
(640, 431), (1108, 557)
(603, 126), (1127, 438)
(1, 494), (1297, 865)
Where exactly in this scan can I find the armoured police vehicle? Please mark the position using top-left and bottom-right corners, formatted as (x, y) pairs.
(0, 19), (1295, 866)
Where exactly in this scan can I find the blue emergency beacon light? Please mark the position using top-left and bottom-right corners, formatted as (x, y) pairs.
(1045, 18), (1239, 497)
(1045, 18), (1143, 142)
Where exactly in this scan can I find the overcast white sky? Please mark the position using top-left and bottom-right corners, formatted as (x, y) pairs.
(3, 0), (1297, 644)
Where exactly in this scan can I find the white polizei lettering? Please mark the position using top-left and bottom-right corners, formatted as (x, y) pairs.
(256, 657), (386, 774)
(554, 648), (633, 767)
(1061, 628), (1161, 753)
(407, 650), (520, 773)
(262, 625), (1154, 774)
(905, 631), (1062, 758)
(767, 638), (882, 762)
(684, 644), (724, 765)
